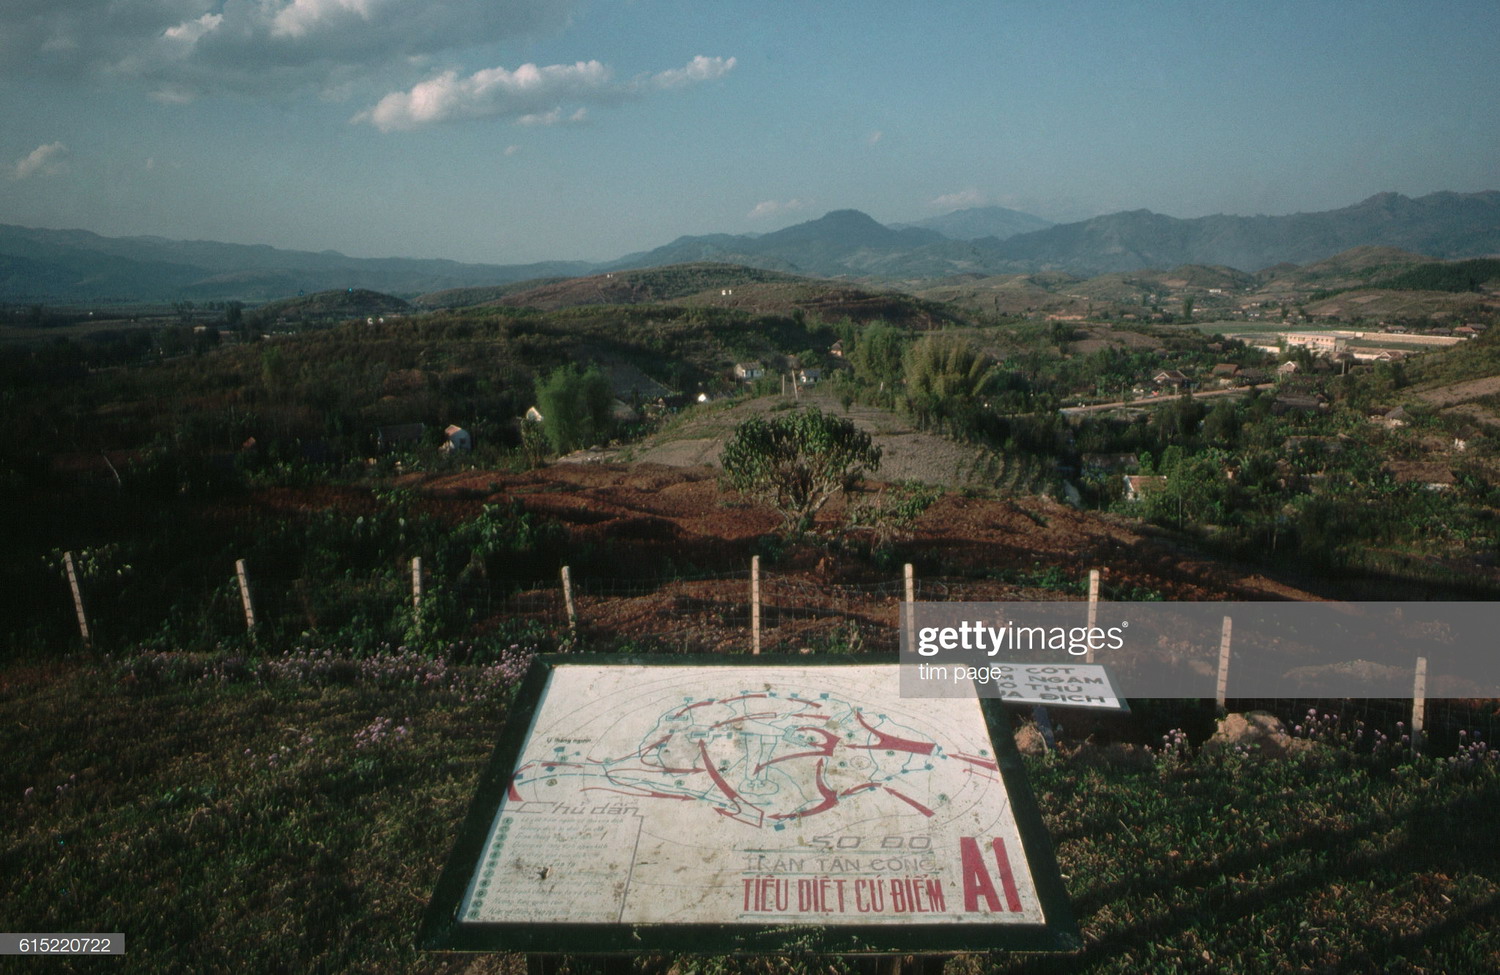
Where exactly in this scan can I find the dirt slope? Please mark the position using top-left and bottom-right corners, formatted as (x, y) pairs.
(413, 462), (1318, 603)
(594, 388), (1003, 490)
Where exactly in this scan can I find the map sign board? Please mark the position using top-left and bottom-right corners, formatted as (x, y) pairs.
(422, 655), (1079, 955)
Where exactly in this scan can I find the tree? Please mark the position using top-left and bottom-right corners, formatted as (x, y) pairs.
(1143, 447), (1235, 530)
(721, 408), (881, 533)
(1201, 399), (1241, 447)
(850, 321), (906, 391)
(534, 365), (612, 454)
(901, 332), (999, 434)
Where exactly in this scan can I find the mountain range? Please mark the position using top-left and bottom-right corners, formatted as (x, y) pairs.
(2, 191), (1498, 304)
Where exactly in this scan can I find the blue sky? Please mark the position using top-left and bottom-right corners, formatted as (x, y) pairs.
(2, 0), (1497, 265)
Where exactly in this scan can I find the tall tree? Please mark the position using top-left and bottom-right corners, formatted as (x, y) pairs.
(850, 321), (906, 390)
(902, 332), (997, 432)
(534, 365), (612, 454)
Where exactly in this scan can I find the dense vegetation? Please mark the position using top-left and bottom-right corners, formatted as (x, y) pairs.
(1378, 258), (1500, 293)
(6, 270), (1500, 661)
(819, 313), (1500, 592)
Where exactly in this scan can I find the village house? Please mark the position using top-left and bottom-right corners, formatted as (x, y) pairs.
(733, 362), (765, 382)
(1284, 333), (1346, 357)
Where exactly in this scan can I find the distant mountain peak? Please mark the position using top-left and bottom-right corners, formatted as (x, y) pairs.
(815, 208), (883, 225)
(1353, 191), (1408, 211)
(895, 204), (1053, 242)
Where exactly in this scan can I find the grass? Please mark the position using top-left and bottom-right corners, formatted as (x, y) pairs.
(1002, 742), (1500, 973)
(3, 650), (1498, 974)
(2, 646), (533, 974)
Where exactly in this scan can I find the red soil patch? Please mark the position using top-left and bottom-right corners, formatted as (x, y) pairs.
(234, 463), (1322, 601)
(410, 463), (1318, 602)
(211, 463), (1319, 653)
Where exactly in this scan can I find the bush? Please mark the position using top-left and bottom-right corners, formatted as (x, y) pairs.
(721, 408), (881, 534)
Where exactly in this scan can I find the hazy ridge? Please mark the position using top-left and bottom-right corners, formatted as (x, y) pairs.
(3, 191), (1498, 303)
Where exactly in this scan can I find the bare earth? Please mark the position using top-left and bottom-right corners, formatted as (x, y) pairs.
(402, 461), (1320, 606)
(584, 387), (999, 489)
(1417, 374), (1500, 408)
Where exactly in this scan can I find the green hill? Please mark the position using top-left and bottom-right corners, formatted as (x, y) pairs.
(248, 288), (411, 326)
(1377, 258), (1500, 293)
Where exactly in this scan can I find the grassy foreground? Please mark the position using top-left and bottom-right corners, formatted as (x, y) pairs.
(3, 648), (1498, 974)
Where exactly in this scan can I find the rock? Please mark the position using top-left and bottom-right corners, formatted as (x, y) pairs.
(1014, 722), (1048, 756)
(1204, 710), (1312, 760)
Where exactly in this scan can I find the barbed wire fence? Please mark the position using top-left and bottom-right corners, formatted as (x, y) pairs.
(49, 551), (1500, 753)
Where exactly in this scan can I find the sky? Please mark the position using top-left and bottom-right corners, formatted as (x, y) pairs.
(2, 0), (1498, 266)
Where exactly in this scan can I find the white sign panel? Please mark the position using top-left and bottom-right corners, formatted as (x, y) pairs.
(458, 663), (1042, 929)
(906, 661), (1125, 710)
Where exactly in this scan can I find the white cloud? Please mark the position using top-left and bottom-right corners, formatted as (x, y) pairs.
(357, 55), (734, 132)
(12, 142), (69, 180)
(163, 13), (221, 44)
(517, 108), (562, 127)
(866, 130), (883, 146)
(646, 54), (736, 90)
(357, 60), (608, 131)
(271, 0), (388, 40)
(0, 0), (582, 100)
(932, 188), (988, 210)
(748, 199), (811, 220)
(516, 107), (589, 127)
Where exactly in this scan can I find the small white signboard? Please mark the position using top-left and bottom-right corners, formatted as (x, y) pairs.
(930, 662), (1126, 710)
(423, 656), (1078, 955)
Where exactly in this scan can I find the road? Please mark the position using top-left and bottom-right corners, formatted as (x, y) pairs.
(1060, 383), (1275, 415)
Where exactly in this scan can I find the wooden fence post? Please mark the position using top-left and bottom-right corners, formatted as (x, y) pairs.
(63, 551), (91, 648)
(751, 556), (761, 655)
(235, 559), (256, 634)
(560, 566), (577, 639)
(1215, 616), (1233, 710)
(411, 557), (423, 622)
(1085, 568), (1100, 664)
(904, 563), (916, 653)
(1411, 656), (1427, 755)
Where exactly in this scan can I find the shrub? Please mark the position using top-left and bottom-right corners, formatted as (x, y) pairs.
(721, 407), (881, 534)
